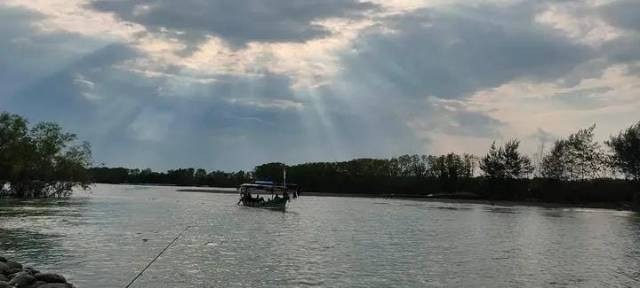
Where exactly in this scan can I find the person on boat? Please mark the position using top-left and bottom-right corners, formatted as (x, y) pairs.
(238, 192), (249, 205)
(283, 191), (290, 201)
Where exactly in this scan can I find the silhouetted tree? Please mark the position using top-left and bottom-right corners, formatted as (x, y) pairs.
(541, 139), (569, 180)
(480, 142), (505, 179)
(0, 112), (92, 198)
(541, 125), (605, 180)
(503, 140), (533, 178)
(606, 121), (640, 180)
(254, 162), (286, 183)
(480, 140), (532, 179)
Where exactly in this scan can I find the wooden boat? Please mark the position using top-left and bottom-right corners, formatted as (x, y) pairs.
(237, 181), (296, 211)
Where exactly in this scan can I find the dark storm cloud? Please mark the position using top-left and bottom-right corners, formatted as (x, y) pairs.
(343, 3), (592, 99)
(4, 0), (640, 170)
(87, 0), (378, 46)
(0, 7), (107, 101)
(599, 0), (640, 32)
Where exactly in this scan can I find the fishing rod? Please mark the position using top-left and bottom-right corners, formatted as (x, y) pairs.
(124, 225), (194, 288)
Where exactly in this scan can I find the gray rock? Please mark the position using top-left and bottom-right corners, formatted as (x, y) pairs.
(0, 281), (10, 288)
(0, 256), (6, 263)
(0, 262), (8, 274)
(6, 267), (22, 275)
(8, 272), (36, 288)
(24, 267), (40, 275)
(6, 261), (23, 270)
(36, 283), (73, 288)
(27, 281), (46, 288)
(34, 273), (66, 284)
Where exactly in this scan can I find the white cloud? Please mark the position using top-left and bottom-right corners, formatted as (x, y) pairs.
(72, 73), (101, 100)
(536, 1), (623, 46)
(465, 62), (640, 154)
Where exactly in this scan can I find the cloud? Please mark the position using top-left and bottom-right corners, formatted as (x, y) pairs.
(2, 0), (640, 170)
(341, 2), (592, 100)
(0, 7), (109, 100)
(529, 128), (556, 144)
(129, 108), (174, 141)
(87, 0), (378, 46)
(599, 0), (640, 32)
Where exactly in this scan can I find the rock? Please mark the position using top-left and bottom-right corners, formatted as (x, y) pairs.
(24, 267), (40, 275)
(6, 267), (22, 275)
(34, 273), (66, 284)
(0, 262), (9, 274)
(27, 281), (46, 288)
(0, 256), (6, 263)
(0, 274), (6, 282)
(8, 272), (36, 288)
(36, 284), (74, 288)
(6, 261), (23, 270)
(0, 281), (10, 288)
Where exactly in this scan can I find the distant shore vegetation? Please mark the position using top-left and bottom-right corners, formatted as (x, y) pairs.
(91, 120), (640, 204)
(2, 111), (639, 203)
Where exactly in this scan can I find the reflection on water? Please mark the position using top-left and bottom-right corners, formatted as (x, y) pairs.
(1, 184), (639, 287)
(0, 228), (63, 263)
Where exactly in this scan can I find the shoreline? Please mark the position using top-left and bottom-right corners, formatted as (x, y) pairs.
(173, 187), (637, 212)
(0, 256), (73, 287)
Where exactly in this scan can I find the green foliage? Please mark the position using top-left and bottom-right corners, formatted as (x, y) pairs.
(606, 121), (640, 180)
(480, 140), (533, 179)
(0, 112), (92, 198)
(541, 125), (606, 181)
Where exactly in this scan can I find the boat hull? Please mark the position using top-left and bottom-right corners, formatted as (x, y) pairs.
(240, 198), (287, 211)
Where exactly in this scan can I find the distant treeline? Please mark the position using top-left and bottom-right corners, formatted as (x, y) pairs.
(90, 121), (640, 204)
(88, 167), (251, 187)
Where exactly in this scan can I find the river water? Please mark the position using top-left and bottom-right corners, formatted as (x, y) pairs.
(1, 184), (639, 287)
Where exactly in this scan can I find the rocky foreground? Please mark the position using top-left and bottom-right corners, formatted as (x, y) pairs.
(0, 257), (73, 288)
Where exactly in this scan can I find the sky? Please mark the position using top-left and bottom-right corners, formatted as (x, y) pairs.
(1, 0), (639, 171)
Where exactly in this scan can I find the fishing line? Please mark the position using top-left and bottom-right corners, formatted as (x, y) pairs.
(124, 225), (194, 288)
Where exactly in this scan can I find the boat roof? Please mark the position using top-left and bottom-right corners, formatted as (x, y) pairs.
(240, 183), (286, 190)
(254, 180), (274, 185)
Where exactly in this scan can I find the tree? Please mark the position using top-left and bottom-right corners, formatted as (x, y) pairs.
(606, 121), (640, 180)
(194, 168), (208, 185)
(463, 154), (477, 177)
(502, 140), (533, 178)
(254, 162), (287, 183)
(541, 140), (569, 180)
(0, 112), (92, 198)
(541, 125), (605, 180)
(480, 142), (505, 179)
(480, 140), (532, 179)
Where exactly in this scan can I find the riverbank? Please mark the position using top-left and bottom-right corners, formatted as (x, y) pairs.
(0, 257), (73, 288)
(175, 187), (637, 211)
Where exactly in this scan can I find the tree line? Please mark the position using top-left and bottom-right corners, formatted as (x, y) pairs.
(88, 167), (251, 187)
(252, 122), (640, 203)
(2, 111), (639, 203)
(53, 120), (640, 203)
